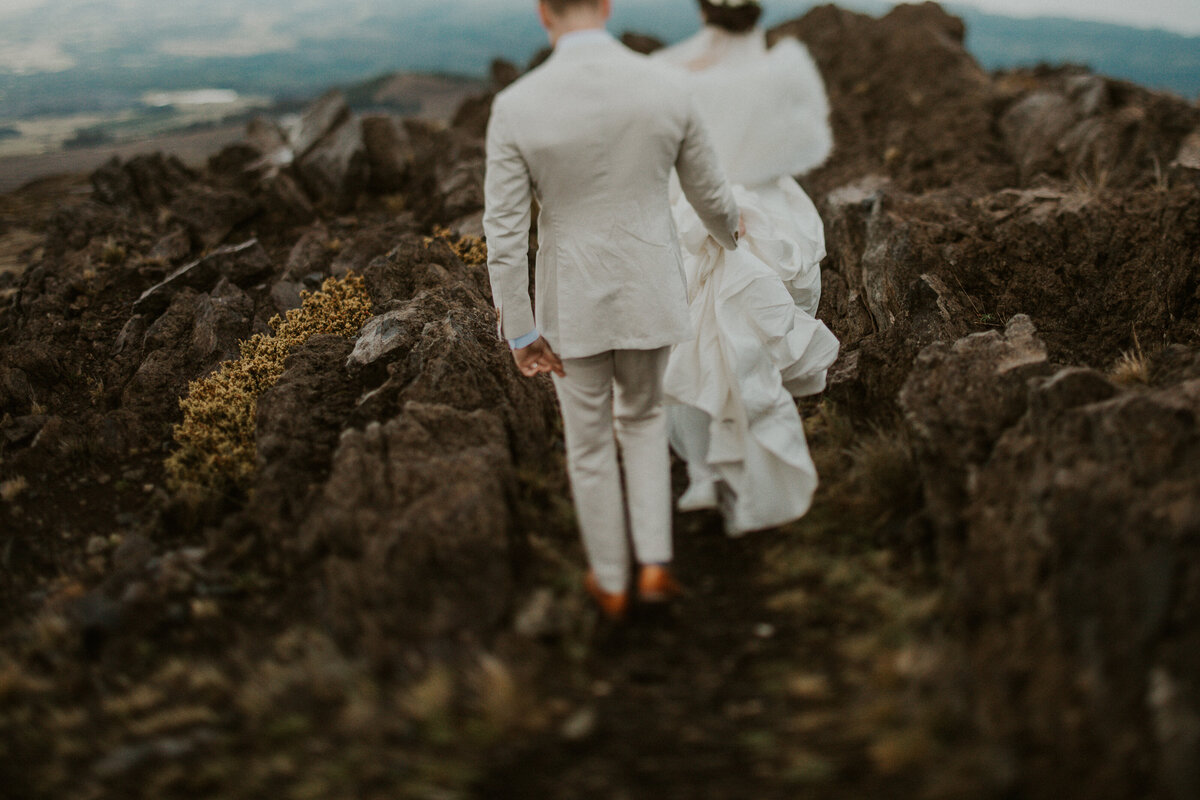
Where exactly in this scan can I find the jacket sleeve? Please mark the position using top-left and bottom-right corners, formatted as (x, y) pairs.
(674, 97), (740, 251)
(483, 100), (537, 341)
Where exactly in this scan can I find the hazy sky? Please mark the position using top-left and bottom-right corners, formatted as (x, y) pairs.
(404, 0), (1200, 34)
(0, 0), (1197, 35)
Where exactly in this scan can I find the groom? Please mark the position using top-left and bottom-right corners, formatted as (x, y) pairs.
(483, 0), (742, 619)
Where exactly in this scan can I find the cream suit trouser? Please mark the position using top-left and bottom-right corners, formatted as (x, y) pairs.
(552, 346), (673, 594)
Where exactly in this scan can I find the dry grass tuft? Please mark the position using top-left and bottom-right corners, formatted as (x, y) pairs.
(471, 654), (523, 733)
(400, 666), (456, 723)
(165, 273), (372, 502)
(1, 476), (29, 503)
(845, 425), (923, 525)
(1110, 350), (1150, 385)
(868, 726), (937, 774)
(100, 237), (126, 266)
(802, 400), (858, 478)
(1071, 157), (1112, 200)
(1110, 331), (1150, 386)
(86, 375), (105, 406)
(382, 194), (407, 215)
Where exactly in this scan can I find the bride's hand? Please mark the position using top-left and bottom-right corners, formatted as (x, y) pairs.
(737, 212), (747, 241)
(514, 336), (566, 378)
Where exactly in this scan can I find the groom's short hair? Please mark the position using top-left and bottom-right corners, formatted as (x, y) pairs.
(541, 0), (603, 13)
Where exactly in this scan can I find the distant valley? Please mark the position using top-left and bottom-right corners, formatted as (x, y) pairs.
(0, 71), (484, 161)
(0, 71), (484, 192)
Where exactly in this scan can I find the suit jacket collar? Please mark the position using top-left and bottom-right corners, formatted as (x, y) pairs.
(548, 29), (622, 63)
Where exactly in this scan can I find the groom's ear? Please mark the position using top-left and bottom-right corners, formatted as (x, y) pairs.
(537, 1), (551, 31)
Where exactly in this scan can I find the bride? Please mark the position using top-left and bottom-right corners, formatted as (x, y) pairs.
(654, 0), (840, 535)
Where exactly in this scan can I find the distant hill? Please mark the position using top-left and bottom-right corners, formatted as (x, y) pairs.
(342, 72), (486, 120)
(953, 6), (1200, 99)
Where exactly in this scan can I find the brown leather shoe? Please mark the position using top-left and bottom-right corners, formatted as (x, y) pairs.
(637, 564), (684, 603)
(584, 572), (629, 620)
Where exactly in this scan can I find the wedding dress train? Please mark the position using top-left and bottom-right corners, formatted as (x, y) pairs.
(655, 27), (840, 534)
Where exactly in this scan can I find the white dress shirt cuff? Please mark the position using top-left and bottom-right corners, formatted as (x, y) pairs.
(508, 328), (540, 350)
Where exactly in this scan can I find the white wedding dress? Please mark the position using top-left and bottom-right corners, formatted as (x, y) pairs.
(654, 27), (840, 535)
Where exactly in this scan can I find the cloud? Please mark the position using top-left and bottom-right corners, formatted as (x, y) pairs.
(155, 10), (296, 58)
(0, 0), (52, 20)
(0, 40), (75, 73)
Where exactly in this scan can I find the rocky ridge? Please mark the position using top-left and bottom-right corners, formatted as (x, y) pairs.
(1, 3), (1199, 799)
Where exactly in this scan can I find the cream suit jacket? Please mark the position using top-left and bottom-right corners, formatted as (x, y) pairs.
(483, 34), (740, 360)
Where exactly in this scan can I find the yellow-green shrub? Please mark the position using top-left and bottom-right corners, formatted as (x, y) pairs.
(427, 226), (487, 266)
(165, 273), (373, 502)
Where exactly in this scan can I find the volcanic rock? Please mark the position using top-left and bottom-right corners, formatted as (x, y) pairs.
(252, 334), (360, 525)
(435, 156), (485, 227)
(329, 220), (417, 277)
(190, 278), (255, 364)
(960, 373), (1200, 800)
(89, 157), (137, 209)
(43, 201), (123, 255)
(450, 59), (528, 138)
(999, 90), (1080, 182)
(125, 153), (195, 208)
(122, 282), (254, 419)
(245, 115), (289, 157)
(899, 314), (1052, 534)
(771, 3), (1012, 195)
(259, 172), (317, 227)
(1176, 128), (1200, 165)
(619, 31), (664, 55)
(111, 314), (147, 361)
(236, 231), (555, 661)
(995, 66), (1200, 187)
(133, 239), (272, 316)
(361, 114), (415, 193)
(283, 225), (333, 281)
(1025, 365), (1118, 418)
(296, 116), (370, 213)
(288, 89), (351, 159)
(147, 227), (193, 264)
(490, 58), (520, 89)
(167, 186), (261, 249)
(451, 94), (494, 140)
(91, 153), (195, 210)
(206, 142), (261, 178)
(269, 279), (303, 314)
(402, 122), (485, 226)
(1, 414), (48, 446)
(239, 115), (293, 176)
(819, 179), (1200, 404)
(298, 403), (518, 643)
(0, 365), (35, 414)
(345, 307), (421, 375)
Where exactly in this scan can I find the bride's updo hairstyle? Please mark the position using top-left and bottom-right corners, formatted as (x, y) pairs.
(698, 0), (763, 33)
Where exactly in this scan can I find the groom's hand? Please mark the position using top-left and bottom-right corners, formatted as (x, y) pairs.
(513, 336), (565, 378)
